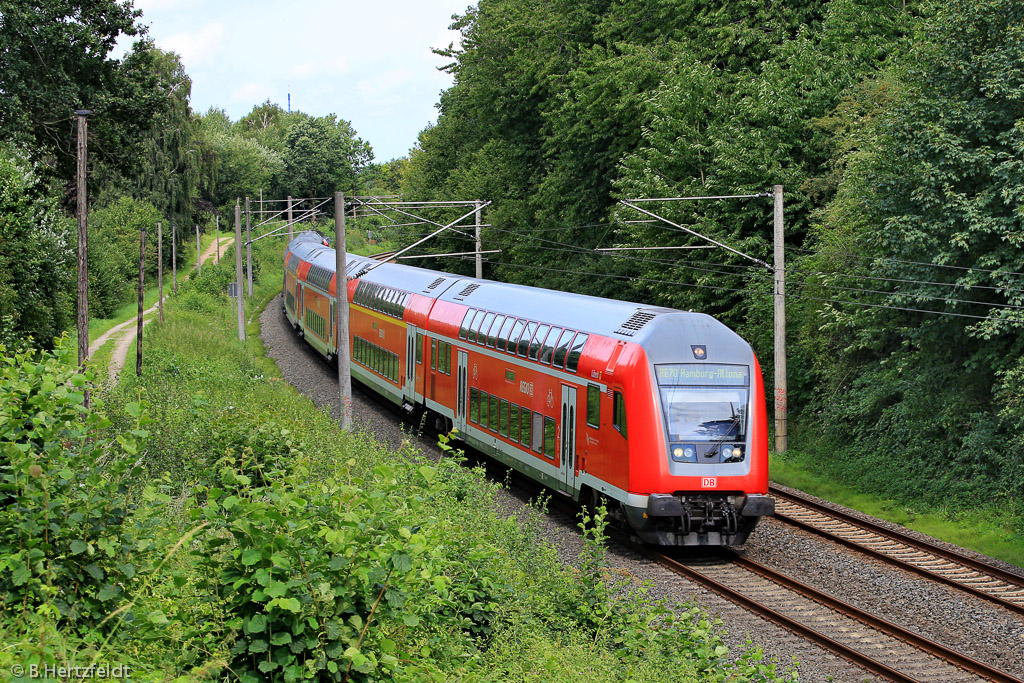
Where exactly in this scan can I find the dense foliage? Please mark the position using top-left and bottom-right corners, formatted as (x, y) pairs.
(405, 0), (1024, 532)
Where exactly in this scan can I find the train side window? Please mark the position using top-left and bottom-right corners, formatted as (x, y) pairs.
(506, 319), (525, 354)
(440, 341), (450, 375)
(416, 333), (423, 364)
(386, 289), (398, 315)
(489, 395), (499, 432)
(477, 312), (495, 345)
(521, 409), (532, 448)
(460, 309), (477, 340)
(470, 310), (488, 343)
(470, 388), (479, 423)
(539, 327), (561, 365)
(566, 333), (589, 373)
(496, 316), (515, 351)
(613, 391), (627, 439)
(480, 391), (490, 426)
(509, 404), (520, 442)
(586, 384), (600, 427)
(499, 399), (509, 437)
(553, 329), (575, 368)
(532, 413), (544, 453)
(528, 324), (550, 361)
(486, 315), (505, 348)
(544, 417), (556, 458)
(517, 322), (537, 357)
(431, 338), (437, 370)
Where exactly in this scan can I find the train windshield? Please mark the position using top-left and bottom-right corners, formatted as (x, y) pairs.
(655, 363), (750, 442)
(660, 387), (748, 442)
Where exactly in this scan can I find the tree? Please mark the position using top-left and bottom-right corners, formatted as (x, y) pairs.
(0, 149), (75, 347)
(807, 0), (1024, 507)
(0, 1), (167, 192)
(282, 115), (372, 198)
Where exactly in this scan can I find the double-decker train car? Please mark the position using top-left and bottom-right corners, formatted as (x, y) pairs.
(283, 231), (774, 546)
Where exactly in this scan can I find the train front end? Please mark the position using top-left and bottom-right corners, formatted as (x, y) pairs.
(622, 312), (774, 546)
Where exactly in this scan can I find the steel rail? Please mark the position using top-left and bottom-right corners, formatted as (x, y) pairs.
(619, 532), (1023, 683)
(769, 485), (1024, 593)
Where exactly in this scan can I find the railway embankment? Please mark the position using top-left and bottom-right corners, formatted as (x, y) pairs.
(0, 241), (799, 681)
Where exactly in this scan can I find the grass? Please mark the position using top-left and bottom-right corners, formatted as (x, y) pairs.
(87, 232), (222, 342)
(770, 452), (1024, 568)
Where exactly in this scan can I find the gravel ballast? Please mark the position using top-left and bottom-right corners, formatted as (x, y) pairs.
(261, 296), (1024, 682)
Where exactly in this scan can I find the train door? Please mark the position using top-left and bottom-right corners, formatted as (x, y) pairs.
(428, 338), (437, 400)
(329, 301), (335, 353)
(404, 324), (417, 403)
(560, 384), (578, 493)
(456, 350), (468, 435)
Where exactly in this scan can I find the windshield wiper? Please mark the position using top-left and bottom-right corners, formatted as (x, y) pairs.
(704, 403), (741, 460)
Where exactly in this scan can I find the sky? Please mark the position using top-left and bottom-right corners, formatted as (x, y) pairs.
(114, 0), (472, 162)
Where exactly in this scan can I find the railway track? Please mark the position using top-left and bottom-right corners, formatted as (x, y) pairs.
(617, 534), (1023, 683)
(769, 484), (1024, 616)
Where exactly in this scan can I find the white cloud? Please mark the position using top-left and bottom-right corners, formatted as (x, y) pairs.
(231, 82), (273, 104)
(161, 23), (226, 67)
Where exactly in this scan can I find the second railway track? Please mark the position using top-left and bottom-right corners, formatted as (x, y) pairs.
(622, 536), (1024, 683)
(769, 484), (1024, 616)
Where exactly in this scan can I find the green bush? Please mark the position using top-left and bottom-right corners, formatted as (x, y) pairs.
(0, 341), (156, 630)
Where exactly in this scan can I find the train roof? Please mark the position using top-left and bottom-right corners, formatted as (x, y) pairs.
(286, 233), (748, 352)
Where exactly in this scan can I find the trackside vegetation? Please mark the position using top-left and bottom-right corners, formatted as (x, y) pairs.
(0, 242), (798, 682)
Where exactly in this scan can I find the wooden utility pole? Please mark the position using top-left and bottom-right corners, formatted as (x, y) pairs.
(287, 196), (294, 241)
(335, 192), (353, 430)
(195, 224), (201, 276)
(215, 216), (220, 264)
(74, 110), (90, 394)
(475, 200), (483, 279)
(234, 202), (246, 341)
(172, 223), (177, 294)
(157, 221), (163, 323)
(245, 197), (253, 298)
(773, 185), (787, 453)
(136, 225), (145, 376)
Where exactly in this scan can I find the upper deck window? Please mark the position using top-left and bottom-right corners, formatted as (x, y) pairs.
(528, 324), (550, 361)
(487, 315), (505, 348)
(539, 327), (561, 365)
(460, 309), (477, 340)
(507, 319), (526, 354)
(565, 333), (588, 373)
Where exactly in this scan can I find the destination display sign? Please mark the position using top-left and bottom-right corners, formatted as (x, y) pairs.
(655, 363), (749, 386)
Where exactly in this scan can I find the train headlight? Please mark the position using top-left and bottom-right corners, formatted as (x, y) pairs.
(671, 444), (697, 462)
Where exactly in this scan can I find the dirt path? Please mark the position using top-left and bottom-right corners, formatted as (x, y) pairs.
(95, 236), (234, 382)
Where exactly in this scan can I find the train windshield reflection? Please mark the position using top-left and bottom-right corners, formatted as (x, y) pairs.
(660, 387), (748, 442)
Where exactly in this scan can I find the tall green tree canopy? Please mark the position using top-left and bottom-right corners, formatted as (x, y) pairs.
(282, 115), (373, 199)
(0, 0), (167, 188)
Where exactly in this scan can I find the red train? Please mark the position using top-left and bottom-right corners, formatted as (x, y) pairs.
(283, 231), (774, 545)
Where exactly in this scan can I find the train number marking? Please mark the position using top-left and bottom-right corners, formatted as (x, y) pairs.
(701, 477), (717, 489)
(546, 389), (554, 408)
(519, 381), (534, 397)
(378, 328), (385, 339)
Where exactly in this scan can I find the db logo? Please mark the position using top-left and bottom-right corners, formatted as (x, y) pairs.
(701, 477), (717, 489)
